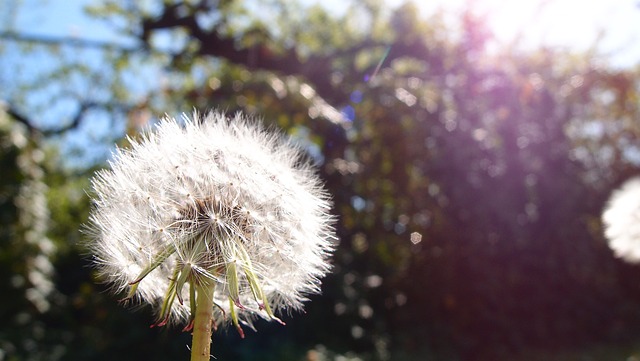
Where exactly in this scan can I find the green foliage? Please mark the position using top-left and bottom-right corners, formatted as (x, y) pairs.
(2, 0), (640, 360)
(0, 109), (59, 360)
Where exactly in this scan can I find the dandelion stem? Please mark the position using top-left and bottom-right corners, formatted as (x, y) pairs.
(190, 279), (215, 361)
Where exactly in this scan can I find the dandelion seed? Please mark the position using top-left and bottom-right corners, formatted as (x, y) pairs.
(85, 111), (336, 359)
(602, 177), (640, 262)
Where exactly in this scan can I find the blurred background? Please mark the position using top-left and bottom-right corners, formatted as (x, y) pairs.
(2, 0), (640, 360)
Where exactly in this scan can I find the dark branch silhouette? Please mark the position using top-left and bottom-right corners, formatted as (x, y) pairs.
(3, 100), (131, 136)
(4, 102), (38, 134)
(136, 3), (434, 105)
(0, 31), (139, 52)
(3, 2), (435, 136)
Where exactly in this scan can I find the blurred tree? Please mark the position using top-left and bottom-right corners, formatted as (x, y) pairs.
(0, 107), (60, 360)
(2, 0), (640, 360)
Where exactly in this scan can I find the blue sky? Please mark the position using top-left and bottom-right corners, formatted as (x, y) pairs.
(7, 0), (640, 66)
(2, 0), (639, 166)
(5, 0), (128, 43)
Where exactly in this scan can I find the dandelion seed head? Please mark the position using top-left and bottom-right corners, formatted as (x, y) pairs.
(86, 111), (336, 329)
(603, 177), (640, 262)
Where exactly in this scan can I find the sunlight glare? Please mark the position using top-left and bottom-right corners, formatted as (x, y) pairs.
(386, 0), (640, 67)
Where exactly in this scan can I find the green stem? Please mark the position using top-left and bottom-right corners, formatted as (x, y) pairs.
(190, 280), (215, 361)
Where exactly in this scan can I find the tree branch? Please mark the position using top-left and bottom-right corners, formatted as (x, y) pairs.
(3, 100), (132, 136)
(0, 31), (139, 52)
(137, 4), (434, 106)
(3, 102), (39, 135)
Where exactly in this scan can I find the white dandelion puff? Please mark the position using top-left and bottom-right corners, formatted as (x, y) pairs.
(602, 177), (640, 263)
(85, 111), (336, 339)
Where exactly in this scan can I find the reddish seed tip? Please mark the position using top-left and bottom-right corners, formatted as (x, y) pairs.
(182, 320), (195, 332)
(235, 324), (245, 339)
(150, 318), (169, 328)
